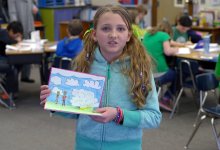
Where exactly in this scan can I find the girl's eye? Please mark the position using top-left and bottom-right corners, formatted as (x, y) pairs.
(117, 27), (126, 32)
(102, 26), (111, 32)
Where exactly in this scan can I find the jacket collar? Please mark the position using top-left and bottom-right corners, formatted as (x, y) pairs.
(93, 47), (130, 65)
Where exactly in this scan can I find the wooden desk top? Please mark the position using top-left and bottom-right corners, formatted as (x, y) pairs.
(6, 49), (43, 55)
(175, 49), (219, 62)
(43, 41), (57, 53)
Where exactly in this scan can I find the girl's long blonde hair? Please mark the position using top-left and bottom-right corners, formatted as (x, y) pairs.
(74, 5), (152, 108)
(149, 19), (173, 37)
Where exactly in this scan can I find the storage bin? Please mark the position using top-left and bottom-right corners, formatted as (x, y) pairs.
(38, 0), (65, 7)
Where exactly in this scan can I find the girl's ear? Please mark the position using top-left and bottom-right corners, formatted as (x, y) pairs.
(92, 30), (97, 41)
(127, 31), (132, 42)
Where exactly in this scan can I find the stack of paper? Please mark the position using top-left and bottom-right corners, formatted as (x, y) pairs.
(6, 44), (32, 51)
(176, 47), (191, 54)
(187, 42), (220, 52)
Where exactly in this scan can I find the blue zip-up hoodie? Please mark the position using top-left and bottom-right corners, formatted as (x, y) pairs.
(55, 47), (162, 150)
(56, 37), (83, 58)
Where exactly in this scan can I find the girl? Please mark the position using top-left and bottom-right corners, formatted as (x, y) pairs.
(40, 5), (161, 150)
(142, 20), (178, 111)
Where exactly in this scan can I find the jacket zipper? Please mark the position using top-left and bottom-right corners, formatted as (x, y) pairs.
(100, 63), (111, 149)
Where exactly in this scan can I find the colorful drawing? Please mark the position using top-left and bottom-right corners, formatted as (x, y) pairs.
(44, 67), (106, 116)
(55, 91), (60, 104)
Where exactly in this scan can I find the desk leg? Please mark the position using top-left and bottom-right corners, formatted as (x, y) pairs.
(41, 53), (53, 85)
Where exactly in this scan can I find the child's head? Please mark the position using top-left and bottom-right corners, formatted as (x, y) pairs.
(67, 19), (83, 37)
(7, 21), (23, 40)
(149, 19), (173, 37)
(136, 4), (147, 22)
(136, 4), (147, 16)
(128, 10), (138, 24)
(177, 15), (192, 33)
(75, 5), (152, 108)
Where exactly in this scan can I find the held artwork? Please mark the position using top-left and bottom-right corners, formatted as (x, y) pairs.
(44, 67), (106, 116)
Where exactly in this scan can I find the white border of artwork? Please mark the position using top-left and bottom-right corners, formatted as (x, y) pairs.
(174, 0), (184, 7)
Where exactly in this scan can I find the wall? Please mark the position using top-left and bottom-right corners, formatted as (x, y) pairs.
(157, 0), (183, 25)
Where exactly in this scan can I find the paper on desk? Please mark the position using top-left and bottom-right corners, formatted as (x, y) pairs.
(187, 44), (196, 49)
(187, 43), (220, 52)
(176, 47), (191, 54)
(6, 45), (18, 51)
(49, 45), (57, 50)
(6, 44), (32, 51)
(22, 39), (48, 45)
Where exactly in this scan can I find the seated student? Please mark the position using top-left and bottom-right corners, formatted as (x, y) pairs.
(56, 19), (83, 59)
(187, 29), (202, 43)
(135, 4), (148, 29)
(174, 14), (202, 44)
(129, 9), (147, 40)
(142, 20), (179, 111)
(171, 15), (193, 47)
(0, 21), (23, 98)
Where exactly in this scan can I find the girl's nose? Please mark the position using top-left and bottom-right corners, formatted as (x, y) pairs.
(109, 30), (117, 38)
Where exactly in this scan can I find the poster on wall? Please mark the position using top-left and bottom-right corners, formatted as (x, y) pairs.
(210, 0), (220, 6)
(199, 0), (220, 6)
(174, 0), (184, 7)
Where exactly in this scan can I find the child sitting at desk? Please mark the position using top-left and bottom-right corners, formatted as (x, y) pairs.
(129, 8), (147, 40)
(142, 20), (179, 111)
(171, 15), (193, 47)
(55, 19), (83, 59)
(0, 21), (23, 99)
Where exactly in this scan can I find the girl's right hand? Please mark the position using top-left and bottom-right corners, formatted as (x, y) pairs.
(40, 85), (50, 105)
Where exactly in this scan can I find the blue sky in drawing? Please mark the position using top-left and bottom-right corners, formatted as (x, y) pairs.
(47, 68), (105, 107)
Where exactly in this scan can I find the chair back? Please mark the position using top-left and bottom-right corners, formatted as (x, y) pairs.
(52, 56), (72, 70)
(196, 72), (219, 91)
(179, 59), (200, 90)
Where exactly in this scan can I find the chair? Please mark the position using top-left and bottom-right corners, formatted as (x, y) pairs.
(153, 72), (166, 98)
(52, 56), (72, 70)
(170, 59), (200, 119)
(184, 72), (220, 150)
(0, 74), (15, 109)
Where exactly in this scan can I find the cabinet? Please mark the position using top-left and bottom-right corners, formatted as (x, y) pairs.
(59, 20), (92, 39)
(191, 26), (220, 43)
(40, 6), (85, 41)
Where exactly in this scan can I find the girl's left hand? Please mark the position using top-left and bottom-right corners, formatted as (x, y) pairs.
(90, 107), (117, 123)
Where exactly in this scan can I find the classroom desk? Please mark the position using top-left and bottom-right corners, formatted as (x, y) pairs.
(6, 50), (45, 84)
(175, 48), (220, 70)
(175, 50), (219, 62)
(191, 26), (220, 43)
(42, 41), (58, 83)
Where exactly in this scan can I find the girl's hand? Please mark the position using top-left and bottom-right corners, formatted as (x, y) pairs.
(40, 85), (50, 105)
(185, 41), (193, 46)
(90, 107), (117, 123)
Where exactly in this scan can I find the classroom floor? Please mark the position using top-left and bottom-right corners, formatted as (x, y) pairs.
(0, 65), (219, 150)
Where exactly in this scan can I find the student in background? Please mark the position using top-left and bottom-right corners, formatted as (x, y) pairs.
(174, 14), (202, 44)
(7, 0), (38, 83)
(142, 20), (179, 111)
(171, 15), (193, 47)
(0, 21), (22, 98)
(129, 10), (147, 40)
(40, 5), (161, 150)
(0, 0), (9, 23)
(55, 19), (83, 58)
(135, 4), (148, 29)
(187, 29), (202, 43)
(142, 0), (152, 28)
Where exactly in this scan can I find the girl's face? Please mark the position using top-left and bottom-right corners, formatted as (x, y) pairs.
(92, 12), (131, 62)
